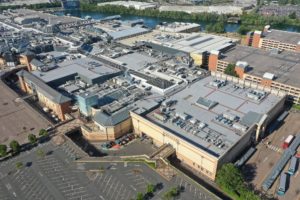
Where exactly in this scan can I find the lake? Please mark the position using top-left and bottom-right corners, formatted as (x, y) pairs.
(54, 10), (300, 33)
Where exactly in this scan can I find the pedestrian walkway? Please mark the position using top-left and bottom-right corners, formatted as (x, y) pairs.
(266, 144), (282, 153)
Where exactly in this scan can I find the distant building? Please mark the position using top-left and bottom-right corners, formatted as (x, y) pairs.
(156, 22), (201, 33)
(145, 33), (237, 66)
(259, 5), (300, 18)
(97, 1), (158, 10)
(61, 0), (80, 10)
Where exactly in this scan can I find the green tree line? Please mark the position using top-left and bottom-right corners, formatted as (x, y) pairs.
(216, 163), (260, 200)
(81, 4), (228, 23)
(81, 3), (300, 32)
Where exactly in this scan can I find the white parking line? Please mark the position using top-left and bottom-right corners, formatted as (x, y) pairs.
(98, 195), (105, 200)
(130, 185), (137, 191)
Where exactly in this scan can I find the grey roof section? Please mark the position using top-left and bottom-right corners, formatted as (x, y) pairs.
(16, 70), (71, 104)
(108, 27), (150, 40)
(116, 52), (158, 71)
(30, 58), (45, 68)
(94, 107), (131, 126)
(21, 50), (35, 57)
(32, 57), (120, 84)
(145, 41), (188, 55)
(196, 97), (218, 110)
(132, 98), (160, 115)
(240, 111), (263, 127)
(151, 33), (237, 54)
(129, 70), (175, 89)
(220, 45), (300, 87)
(145, 76), (283, 158)
(263, 29), (300, 44)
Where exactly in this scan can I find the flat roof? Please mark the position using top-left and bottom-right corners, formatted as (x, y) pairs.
(149, 33), (236, 54)
(108, 27), (150, 40)
(116, 52), (158, 71)
(144, 76), (283, 158)
(17, 70), (71, 104)
(32, 57), (120, 83)
(11, 9), (81, 25)
(220, 45), (300, 87)
(263, 29), (300, 45)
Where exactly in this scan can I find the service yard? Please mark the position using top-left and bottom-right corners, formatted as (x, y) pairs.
(243, 111), (300, 200)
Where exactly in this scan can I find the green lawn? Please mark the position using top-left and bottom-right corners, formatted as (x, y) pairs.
(292, 104), (300, 110)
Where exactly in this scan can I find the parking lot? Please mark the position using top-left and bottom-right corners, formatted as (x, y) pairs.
(243, 111), (300, 199)
(92, 136), (157, 157)
(82, 161), (218, 200)
(0, 80), (50, 145)
(0, 140), (219, 200)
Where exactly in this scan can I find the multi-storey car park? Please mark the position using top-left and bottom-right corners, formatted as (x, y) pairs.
(245, 25), (300, 52)
(208, 45), (300, 104)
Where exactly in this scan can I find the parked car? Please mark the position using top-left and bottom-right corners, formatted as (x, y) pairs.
(109, 141), (116, 147)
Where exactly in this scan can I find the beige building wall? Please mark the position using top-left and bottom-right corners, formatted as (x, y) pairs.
(82, 118), (133, 141)
(131, 112), (218, 180)
(22, 81), (71, 121)
(219, 125), (255, 166)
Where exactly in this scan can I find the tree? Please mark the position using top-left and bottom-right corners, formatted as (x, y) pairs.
(163, 186), (180, 200)
(15, 162), (23, 169)
(136, 192), (144, 200)
(205, 22), (226, 33)
(216, 163), (244, 193)
(237, 25), (251, 35)
(146, 183), (155, 195)
(240, 190), (261, 200)
(28, 134), (37, 144)
(36, 149), (45, 158)
(9, 140), (21, 154)
(39, 129), (48, 137)
(289, 12), (297, 19)
(224, 64), (238, 77)
(0, 144), (7, 157)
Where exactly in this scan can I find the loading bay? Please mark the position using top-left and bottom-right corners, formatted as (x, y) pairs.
(242, 111), (300, 200)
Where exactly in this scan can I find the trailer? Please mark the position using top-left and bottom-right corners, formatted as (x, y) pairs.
(282, 135), (294, 149)
(288, 156), (298, 175)
(277, 173), (288, 196)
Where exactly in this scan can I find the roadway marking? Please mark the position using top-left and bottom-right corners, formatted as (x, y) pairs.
(99, 195), (105, 200)
(263, 157), (268, 163)
(130, 185), (137, 191)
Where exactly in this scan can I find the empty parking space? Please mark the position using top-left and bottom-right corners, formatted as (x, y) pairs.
(92, 172), (135, 200)
(11, 167), (55, 200)
(37, 155), (94, 200)
(0, 140), (220, 200)
(0, 182), (13, 200)
(172, 175), (213, 200)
